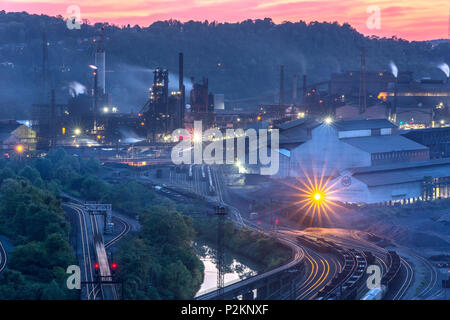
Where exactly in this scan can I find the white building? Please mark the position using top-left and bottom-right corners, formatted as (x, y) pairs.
(271, 117), (450, 204)
(330, 159), (450, 204)
(276, 118), (429, 179)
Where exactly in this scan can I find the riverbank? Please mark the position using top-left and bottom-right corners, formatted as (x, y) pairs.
(194, 217), (292, 273)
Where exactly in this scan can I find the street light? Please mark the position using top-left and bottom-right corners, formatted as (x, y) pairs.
(74, 128), (81, 136)
(324, 117), (333, 125)
(15, 144), (24, 153)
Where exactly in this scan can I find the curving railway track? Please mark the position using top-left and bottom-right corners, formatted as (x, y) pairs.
(63, 202), (132, 300)
(0, 239), (7, 274)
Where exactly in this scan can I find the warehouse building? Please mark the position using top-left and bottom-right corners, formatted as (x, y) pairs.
(0, 120), (37, 152)
(275, 118), (429, 178)
(266, 117), (450, 204)
(330, 159), (450, 204)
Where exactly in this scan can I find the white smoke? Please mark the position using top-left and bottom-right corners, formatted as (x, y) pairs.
(121, 64), (193, 95)
(389, 61), (398, 78)
(68, 81), (87, 97)
(438, 63), (450, 78)
(119, 128), (145, 144)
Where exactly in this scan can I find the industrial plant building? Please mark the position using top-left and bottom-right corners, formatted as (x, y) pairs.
(330, 159), (450, 204)
(0, 120), (37, 152)
(275, 118), (429, 179)
(271, 117), (450, 204)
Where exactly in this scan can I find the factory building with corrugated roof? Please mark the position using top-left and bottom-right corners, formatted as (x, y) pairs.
(272, 117), (450, 204)
(275, 118), (429, 179)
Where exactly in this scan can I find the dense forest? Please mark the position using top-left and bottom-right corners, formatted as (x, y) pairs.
(0, 150), (206, 299)
(0, 11), (449, 118)
(0, 149), (295, 299)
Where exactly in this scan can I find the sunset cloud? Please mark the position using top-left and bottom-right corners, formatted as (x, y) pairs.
(2, 0), (449, 40)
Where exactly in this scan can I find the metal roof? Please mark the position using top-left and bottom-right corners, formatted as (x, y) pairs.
(276, 117), (320, 131)
(333, 119), (396, 131)
(341, 135), (428, 153)
(351, 158), (450, 187)
(354, 163), (450, 187)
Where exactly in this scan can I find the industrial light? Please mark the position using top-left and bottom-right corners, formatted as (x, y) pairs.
(103, 107), (109, 113)
(192, 132), (202, 143)
(89, 65), (97, 70)
(324, 117), (333, 125)
(313, 192), (323, 202)
(112, 107), (118, 113)
(74, 128), (81, 136)
(15, 145), (24, 153)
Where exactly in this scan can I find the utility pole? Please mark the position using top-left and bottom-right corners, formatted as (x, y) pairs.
(216, 205), (227, 299)
(42, 32), (49, 102)
(50, 89), (56, 149)
(279, 65), (285, 106)
(359, 46), (367, 114)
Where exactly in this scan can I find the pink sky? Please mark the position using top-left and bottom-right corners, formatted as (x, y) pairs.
(2, 0), (449, 40)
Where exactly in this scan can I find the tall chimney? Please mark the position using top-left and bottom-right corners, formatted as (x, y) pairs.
(179, 52), (185, 128)
(279, 65), (285, 106)
(392, 78), (398, 123)
(292, 74), (297, 104)
(179, 52), (184, 92)
(95, 51), (106, 95)
(93, 69), (98, 130)
(302, 75), (307, 100)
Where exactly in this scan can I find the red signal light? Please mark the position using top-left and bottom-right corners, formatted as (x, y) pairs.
(111, 263), (117, 270)
(257, 221), (261, 225)
(275, 219), (279, 224)
(94, 263), (99, 269)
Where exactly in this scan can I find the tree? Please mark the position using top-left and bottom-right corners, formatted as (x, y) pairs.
(18, 166), (41, 184)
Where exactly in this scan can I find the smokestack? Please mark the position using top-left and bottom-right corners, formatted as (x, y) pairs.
(279, 65), (285, 106)
(95, 51), (106, 95)
(292, 74), (297, 104)
(179, 52), (184, 92)
(302, 75), (307, 100)
(93, 69), (98, 130)
(392, 79), (398, 123)
(178, 52), (185, 128)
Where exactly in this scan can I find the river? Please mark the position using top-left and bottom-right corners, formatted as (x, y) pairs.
(194, 241), (262, 297)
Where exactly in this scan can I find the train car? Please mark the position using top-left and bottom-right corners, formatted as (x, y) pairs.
(201, 165), (207, 181)
(207, 166), (215, 195)
(361, 286), (386, 300)
(188, 165), (193, 180)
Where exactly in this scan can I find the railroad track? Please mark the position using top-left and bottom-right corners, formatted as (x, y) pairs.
(411, 252), (438, 299)
(64, 202), (131, 300)
(392, 257), (414, 300)
(105, 216), (131, 249)
(63, 203), (96, 300)
(0, 239), (7, 274)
